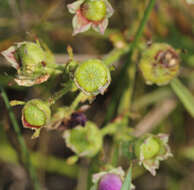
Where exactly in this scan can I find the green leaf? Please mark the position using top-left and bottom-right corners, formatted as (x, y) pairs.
(121, 165), (132, 190)
(170, 78), (194, 117)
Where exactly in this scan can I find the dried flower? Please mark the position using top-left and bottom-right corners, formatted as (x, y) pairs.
(67, 0), (114, 35)
(134, 133), (173, 176)
(1, 41), (56, 86)
(139, 43), (180, 86)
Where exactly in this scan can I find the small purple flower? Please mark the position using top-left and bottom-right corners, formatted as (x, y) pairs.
(91, 167), (135, 190)
(98, 173), (122, 190)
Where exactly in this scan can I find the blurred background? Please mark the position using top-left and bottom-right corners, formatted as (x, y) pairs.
(0, 0), (194, 189)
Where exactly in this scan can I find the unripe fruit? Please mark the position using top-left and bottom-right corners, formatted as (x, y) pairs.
(22, 99), (51, 129)
(98, 173), (122, 190)
(139, 43), (180, 86)
(16, 42), (45, 66)
(81, 0), (106, 22)
(74, 59), (111, 95)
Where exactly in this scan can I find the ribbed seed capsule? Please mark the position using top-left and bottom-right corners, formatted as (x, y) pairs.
(74, 59), (111, 95)
(22, 99), (51, 129)
(139, 43), (180, 86)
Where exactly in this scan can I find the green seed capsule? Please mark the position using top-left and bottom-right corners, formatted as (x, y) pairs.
(139, 43), (180, 86)
(16, 42), (45, 66)
(81, 0), (106, 22)
(135, 137), (160, 160)
(22, 99), (51, 129)
(74, 59), (111, 95)
(64, 121), (103, 157)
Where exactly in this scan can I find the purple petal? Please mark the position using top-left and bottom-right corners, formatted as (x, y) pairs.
(98, 174), (122, 190)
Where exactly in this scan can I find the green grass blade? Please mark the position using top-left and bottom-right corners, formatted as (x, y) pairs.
(170, 78), (194, 117)
(121, 165), (132, 190)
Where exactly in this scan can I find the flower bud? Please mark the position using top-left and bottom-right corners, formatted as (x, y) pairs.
(81, 0), (106, 22)
(139, 43), (180, 86)
(91, 167), (135, 190)
(63, 121), (103, 157)
(67, 0), (114, 35)
(134, 134), (173, 176)
(74, 59), (111, 96)
(98, 173), (122, 190)
(22, 99), (51, 129)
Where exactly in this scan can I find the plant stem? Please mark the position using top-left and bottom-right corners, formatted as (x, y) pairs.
(104, 45), (131, 67)
(104, 0), (157, 124)
(0, 86), (41, 190)
(170, 78), (194, 117)
(47, 81), (73, 105)
(69, 92), (85, 112)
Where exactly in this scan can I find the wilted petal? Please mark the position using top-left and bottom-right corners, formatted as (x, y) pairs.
(143, 159), (159, 176)
(104, 0), (114, 18)
(72, 11), (92, 35)
(1, 46), (19, 69)
(92, 18), (108, 34)
(15, 74), (50, 86)
(67, 0), (85, 14)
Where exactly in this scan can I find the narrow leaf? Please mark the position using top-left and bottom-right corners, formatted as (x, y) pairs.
(170, 78), (194, 117)
(121, 165), (132, 190)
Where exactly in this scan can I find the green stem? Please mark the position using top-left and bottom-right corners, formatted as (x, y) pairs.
(47, 81), (73, 105)
(69, 92), (85, 112)
(0, 86), (41, 190)
(170, 78), (194, 117)
(104, 45), (131, 67)
(104, 0), (157, 124)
